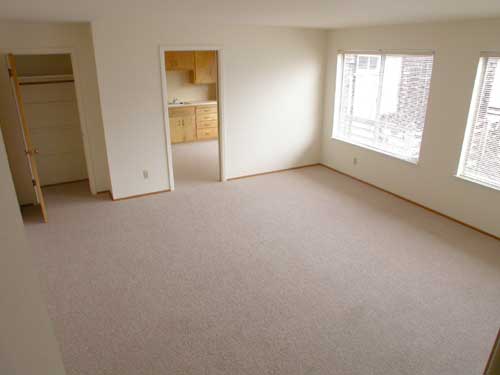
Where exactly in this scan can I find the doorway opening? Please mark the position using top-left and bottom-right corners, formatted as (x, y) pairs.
(0, 52), (92, 223)
(160, 48), (225, 190)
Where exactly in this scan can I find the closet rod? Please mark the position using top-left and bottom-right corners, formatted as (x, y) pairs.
(19, 79), (74, 86)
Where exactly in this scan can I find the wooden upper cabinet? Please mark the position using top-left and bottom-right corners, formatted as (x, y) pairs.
(165, 51), (194, 71)
(165, 50), (217, 84)
(193, 51), (217, 84)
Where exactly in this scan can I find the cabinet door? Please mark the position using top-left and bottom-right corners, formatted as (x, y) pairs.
(183, 115), (196, 142)
(165, 51), (194, 71)
(169, 117), (184, 143)
(193, 51), (217, 84)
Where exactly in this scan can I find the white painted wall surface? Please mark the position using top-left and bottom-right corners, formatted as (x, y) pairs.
(91, 16), (326, 199)
(0, 21), (110, 201)
(322, 19), (500, 237)
(0, 131), (66, 375)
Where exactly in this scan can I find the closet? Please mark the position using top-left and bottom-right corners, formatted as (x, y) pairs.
(1, 53), (88, 222)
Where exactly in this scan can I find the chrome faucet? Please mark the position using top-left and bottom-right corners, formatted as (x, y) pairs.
(172, 97), (179, 104)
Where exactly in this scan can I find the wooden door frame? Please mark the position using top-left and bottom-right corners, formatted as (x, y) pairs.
(2, 47), (98, 195)
(159, 45), (227, 191)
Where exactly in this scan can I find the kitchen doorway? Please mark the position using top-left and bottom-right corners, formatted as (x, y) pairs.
(160, 47), (226, 190)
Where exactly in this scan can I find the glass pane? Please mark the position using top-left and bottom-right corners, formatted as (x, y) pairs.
(460, 57), (500, 189)
(334, 53), (433, 163)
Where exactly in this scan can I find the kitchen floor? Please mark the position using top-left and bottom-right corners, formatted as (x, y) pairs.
(172, 139), (219, 189)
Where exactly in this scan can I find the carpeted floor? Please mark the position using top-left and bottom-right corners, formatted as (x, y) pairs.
(22, 166), (500, 375)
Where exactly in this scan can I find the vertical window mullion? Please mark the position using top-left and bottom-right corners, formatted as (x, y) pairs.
(348, 55), (357, 138)
(375, 54), (386, 148)
(333, 53), (345, 138)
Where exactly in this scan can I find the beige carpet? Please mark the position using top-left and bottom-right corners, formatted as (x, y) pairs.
(172, 139), (219, 189)
(22, 166), (500, 375)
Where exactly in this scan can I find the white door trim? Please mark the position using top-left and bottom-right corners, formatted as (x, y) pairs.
(1, 47), (98, 194)
(159, 45), (227, 191)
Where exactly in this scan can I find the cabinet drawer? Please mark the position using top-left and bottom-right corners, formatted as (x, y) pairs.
(197, 119), (218, 129)
(196, 105), (217, 115)
(197, 127), (218, 140)
(196, 113), (217, 122)
(169, 106), (194, 117)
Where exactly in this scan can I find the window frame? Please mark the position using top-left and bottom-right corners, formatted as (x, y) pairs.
(332, 49), (435, 165)
(456, 52), (500, 192)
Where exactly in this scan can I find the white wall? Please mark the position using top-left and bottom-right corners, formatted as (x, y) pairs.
(322, 18), (500, 237)
(0, 21), (110, 203)
(91, 16), (326, 199)
(0, 131), (66, 375)
(166, 70), (216, 102)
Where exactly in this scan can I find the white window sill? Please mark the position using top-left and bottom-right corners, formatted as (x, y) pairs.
(330, 136), (420, 166)
(455, 174), (500, 192)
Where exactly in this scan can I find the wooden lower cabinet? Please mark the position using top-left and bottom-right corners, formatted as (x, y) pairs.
(197, 119), (217, 129)
(170, 117), (184, 143)
(170, 115), (195, 143)
(197, 127), (218, 140)
(169, 103), (218, 143)
(169, 107), (196, 144)
(196, 113), (217, 123)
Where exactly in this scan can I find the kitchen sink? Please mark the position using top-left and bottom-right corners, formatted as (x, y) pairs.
(169, 101), (191, 105)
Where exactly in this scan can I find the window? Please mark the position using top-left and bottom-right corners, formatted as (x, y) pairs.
(333, 51), (434, 163)
(457, 55), (500, 190)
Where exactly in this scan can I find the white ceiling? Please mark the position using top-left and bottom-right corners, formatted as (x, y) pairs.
(1, 0), (499, 28)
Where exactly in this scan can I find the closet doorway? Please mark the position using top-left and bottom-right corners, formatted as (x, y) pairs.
(1, 52), (91, 223)
(160, 47), (226, 190)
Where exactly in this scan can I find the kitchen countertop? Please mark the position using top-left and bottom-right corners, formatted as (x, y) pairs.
(168, 100), (217, 108)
